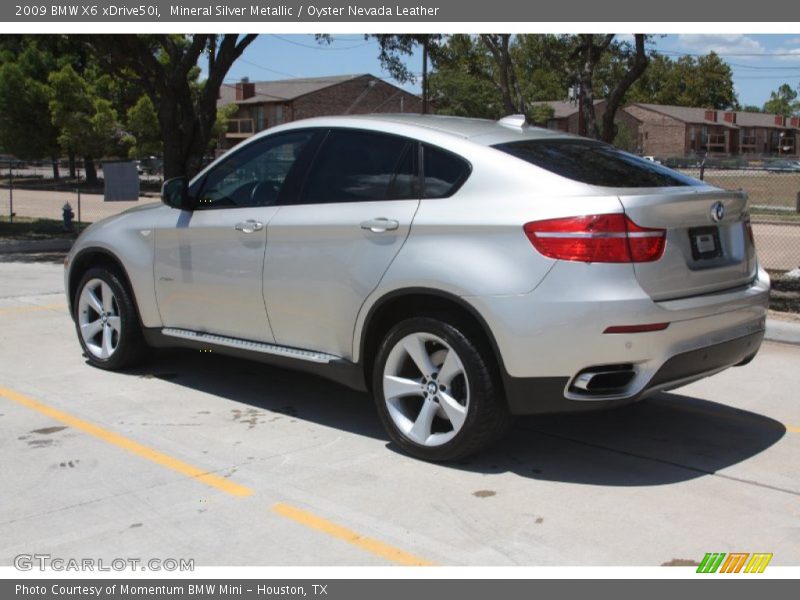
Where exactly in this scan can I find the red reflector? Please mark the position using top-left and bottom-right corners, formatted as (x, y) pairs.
(744, 220), (755, 247)
(523, 214), (666, 263)
(603, 322), (670, 334)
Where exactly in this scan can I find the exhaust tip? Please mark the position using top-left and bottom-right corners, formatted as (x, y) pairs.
(570, 364), (636, 395)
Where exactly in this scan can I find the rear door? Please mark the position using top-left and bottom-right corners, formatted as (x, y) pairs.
(263, 129), (419, 358)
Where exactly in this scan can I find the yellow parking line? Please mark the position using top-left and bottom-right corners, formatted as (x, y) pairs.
(0, 303), (67, 315)
(272, 502), (434, 566)
(0, 386), (253, 498)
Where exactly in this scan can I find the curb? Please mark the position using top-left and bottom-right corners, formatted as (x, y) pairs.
(765, 319), (800, 345)
(0, 238), (74, 254)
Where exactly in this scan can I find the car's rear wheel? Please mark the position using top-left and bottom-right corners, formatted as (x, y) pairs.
(74, 267), (147, 370)
(372, 317), (511, 461)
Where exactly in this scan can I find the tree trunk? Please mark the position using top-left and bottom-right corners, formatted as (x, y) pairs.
(601, 34), (649, 144)
(84, 157), (98, 186)
(68, 153), (76, 179)
(422, 37), (429, 115)
(51, 157), (60, 180)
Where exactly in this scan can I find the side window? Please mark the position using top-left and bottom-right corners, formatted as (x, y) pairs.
(422, 144), (471, 198)
(195, 131), (314, 209)
(301, 130), (415, 204)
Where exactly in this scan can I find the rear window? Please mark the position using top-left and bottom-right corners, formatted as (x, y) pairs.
(493, 139), (703, 188)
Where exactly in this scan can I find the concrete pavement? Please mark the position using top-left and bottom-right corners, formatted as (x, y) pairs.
(0, 257), (798, 567)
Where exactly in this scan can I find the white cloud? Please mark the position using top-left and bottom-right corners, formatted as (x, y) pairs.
(773, 45), (800, 61)
(676, 34), (765, 56)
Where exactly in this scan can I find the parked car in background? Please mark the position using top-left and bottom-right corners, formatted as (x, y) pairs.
(765, 160), (800, 172)
(64, 114), (769, 461)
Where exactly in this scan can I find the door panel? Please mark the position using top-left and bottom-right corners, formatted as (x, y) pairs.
(264, 200), (419, 357)
(154, 207), (277, 342)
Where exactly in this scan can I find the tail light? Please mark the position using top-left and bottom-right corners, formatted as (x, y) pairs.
(743, 216), (755, 247)
(523, 214), (666, 263)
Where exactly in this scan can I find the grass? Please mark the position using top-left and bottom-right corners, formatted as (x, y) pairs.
(680, 169), (800, 209)
(768, 270), (800, 314)
(750, 207), (800, 224)
(0, 216), (83, 240)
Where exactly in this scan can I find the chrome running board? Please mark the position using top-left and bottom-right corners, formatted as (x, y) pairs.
(161, 328), (340, 364)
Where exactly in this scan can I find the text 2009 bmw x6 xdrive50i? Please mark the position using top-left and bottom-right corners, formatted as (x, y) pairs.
(64, 114), (770, 461)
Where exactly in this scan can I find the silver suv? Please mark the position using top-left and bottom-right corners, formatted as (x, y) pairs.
(65, 114), (769, 461)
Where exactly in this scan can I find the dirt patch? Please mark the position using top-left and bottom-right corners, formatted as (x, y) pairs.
(472, 490), (496, 498)
(661, 558), (700, 567)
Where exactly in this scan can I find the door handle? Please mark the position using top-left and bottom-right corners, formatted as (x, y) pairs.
(360, 218), (399, 233)
(234, 220), (264, 234)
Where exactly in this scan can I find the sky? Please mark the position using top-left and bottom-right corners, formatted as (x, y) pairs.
(217, 34), (800, 109)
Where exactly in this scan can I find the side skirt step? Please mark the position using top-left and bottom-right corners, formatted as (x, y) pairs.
(161, 328), (340, 364)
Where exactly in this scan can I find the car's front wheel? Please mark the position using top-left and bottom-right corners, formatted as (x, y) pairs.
(74, 267), (146, 370)
(372, 317), (511, 461)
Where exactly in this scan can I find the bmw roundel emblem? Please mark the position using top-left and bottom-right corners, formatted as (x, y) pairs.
(710, 201), (725, 223)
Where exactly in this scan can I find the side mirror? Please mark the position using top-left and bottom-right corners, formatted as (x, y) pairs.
(161, 177), (193, 210)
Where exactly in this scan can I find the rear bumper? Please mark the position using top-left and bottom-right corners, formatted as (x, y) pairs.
(503, 330), (764, 415)
(466, 262), (770, 415)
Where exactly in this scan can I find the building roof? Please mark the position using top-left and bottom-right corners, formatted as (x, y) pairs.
(629, 103), (799, 130)
(219, 74), (371, 105)
(629, 103), (739, 129)
(529, 99), (605, 119)
(734, 111), (793, 129)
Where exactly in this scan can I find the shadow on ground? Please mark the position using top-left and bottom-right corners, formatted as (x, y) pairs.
(119, 348), (789, 490)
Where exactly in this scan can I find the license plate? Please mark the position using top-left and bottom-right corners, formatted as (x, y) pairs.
(689, 226), (722, 261)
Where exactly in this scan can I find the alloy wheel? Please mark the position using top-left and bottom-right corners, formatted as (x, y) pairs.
(382, 332), (470, 447)
(77, 278), (121, 359)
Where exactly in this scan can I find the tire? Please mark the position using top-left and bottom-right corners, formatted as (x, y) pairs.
(372, 316), (511, 461)
(73, 266), (147, 370)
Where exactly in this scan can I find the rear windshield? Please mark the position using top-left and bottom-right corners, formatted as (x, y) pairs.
(493, 139), (704, 188)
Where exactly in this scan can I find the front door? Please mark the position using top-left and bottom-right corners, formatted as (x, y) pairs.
(154, 130), (316, 342)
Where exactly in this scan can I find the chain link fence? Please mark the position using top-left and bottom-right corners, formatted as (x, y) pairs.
(2, 157), (799, 273)
(674, 164), (800, 273)
(0, 160), (161, 240)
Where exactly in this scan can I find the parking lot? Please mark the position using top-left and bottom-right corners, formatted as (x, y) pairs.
(0, 253), (798, 567)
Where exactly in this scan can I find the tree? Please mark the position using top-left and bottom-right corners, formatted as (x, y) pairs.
(371, 35), (442, 114)
(741, 104), (763, 113)
(529, 103), (555, 126)
(125, 95), (161, 158)
(89, 34), (257, 179)
(572, 34), (649, 143)
(48, 64), (122, 184)
(479, 34), (526, 114)
(628, 52), (737, 109)
(763, 83), (799, 116)
(0, 39), (61, 178)
(427, 35), (504, 118)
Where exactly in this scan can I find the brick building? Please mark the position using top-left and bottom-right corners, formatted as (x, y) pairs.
(529, 99), (607, 133)
(622, 103), (800, 158)
(217, 74), (423, 150)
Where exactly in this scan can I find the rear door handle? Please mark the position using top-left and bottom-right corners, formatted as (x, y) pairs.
(234, 220), (264, 234)
(360, 218), (399, 233)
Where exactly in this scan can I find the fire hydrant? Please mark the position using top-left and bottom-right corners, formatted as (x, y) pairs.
(62, 202), (75, 232)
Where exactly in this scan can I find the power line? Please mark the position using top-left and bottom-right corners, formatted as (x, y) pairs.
(271, 34), (374, 51)
(236, 58), (297, 79)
